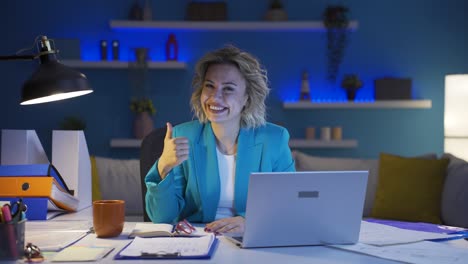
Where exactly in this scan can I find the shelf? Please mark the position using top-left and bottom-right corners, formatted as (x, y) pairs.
(283, 100), (432, 109)
(110, 138), (142, 148)
(109, 20), (359, 32)
(289, 139), (358, 148)
(61, 60), (187, 69)
(110, 138), (357, 149)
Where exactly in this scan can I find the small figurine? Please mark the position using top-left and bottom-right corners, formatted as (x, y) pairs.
(300, 71), (311, 100)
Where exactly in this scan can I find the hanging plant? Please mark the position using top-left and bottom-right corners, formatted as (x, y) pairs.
(323, 5), (349, 84)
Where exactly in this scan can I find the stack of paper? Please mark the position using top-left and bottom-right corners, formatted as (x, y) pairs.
(359, 221), (455, 246)
(329, 221), (468, 264)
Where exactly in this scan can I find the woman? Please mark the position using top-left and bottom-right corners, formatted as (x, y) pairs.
(145, 45), (295, 234)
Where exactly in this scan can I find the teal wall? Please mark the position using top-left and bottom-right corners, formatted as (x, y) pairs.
(1, 0), (467, 159)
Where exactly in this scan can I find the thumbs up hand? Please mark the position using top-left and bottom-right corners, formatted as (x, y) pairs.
(157, 122), (190, 179)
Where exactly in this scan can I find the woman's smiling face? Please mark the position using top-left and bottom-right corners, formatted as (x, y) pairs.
(200, 63), (247, 126)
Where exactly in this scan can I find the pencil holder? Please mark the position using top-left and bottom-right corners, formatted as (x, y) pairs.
(0, 220), (25, 260)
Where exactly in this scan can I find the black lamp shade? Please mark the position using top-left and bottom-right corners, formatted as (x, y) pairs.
(21, 60), (93, 105)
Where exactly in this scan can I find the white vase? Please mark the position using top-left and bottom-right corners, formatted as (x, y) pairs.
(133, 112), (154, 139)
(264, 9), (288, 21)
(143, 0), (152, 21)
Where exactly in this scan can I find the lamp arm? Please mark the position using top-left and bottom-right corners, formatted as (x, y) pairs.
(0, 55), (35, 61)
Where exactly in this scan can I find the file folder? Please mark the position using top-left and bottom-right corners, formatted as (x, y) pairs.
(0, 164), (78, 219)
(0, 164), (70, 192)
(1, 198), (49, 220)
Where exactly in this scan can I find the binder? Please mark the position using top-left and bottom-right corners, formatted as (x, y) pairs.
(0, 197), (69, 220)
(0, 164), (70, 192)
(0, 164), (78, 219)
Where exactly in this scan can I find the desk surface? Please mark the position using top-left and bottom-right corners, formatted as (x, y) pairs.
(32, 208), (399, 264)
(28, 208), (467, 264)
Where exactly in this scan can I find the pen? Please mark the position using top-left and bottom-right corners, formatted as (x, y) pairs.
(1, 204), (12, 223)
(1, 204), (19, 259)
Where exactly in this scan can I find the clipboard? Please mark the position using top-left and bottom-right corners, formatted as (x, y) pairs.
(113, 236), (219, 260)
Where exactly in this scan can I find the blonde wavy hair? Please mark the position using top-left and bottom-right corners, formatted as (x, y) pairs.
(190, 45), (270, 128)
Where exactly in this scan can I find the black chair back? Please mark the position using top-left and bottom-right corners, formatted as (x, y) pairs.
(140, 126), (166, 222)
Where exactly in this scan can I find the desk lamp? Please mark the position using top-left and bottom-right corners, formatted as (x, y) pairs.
(0, 35), (92, 105)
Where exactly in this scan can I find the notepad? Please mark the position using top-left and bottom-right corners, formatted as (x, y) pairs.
(51, 246), (114, 262)
(128, 223), (209, 238)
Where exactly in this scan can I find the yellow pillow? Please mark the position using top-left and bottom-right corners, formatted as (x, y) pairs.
(90, 156), (102, 201)
(371, 153), (449, 224)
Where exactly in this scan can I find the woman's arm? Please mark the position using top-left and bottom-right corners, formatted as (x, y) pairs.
(145, 160), (187, 223)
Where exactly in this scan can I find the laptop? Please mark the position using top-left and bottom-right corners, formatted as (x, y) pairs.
(226, 171), (368, 248)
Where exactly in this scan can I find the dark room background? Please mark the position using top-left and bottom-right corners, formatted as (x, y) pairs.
(1, 0), (467, 160)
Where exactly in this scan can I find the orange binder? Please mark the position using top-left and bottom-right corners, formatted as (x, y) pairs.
(1, 176), (56, 196)
(0, 164), (79, 212)
(0, 177), (78, 211)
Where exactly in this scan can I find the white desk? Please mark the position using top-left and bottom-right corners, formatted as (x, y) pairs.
(30, 208), (467, 264)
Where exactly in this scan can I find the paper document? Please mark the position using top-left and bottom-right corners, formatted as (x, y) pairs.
(360, 221), (455, 246)
(27, 231), (88, 251)
(26, 221), (92, 251)
(119, 234), (215, 257)
(331, 241), (468, 264)
(51, 246), (114, 262)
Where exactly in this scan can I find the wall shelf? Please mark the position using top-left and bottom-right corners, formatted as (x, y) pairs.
(109, 20), (359, 32)
(289, 139), (358, 148)
(110, 138), (142, 148)
(61, 60), (187, 69)
(283, 100), (432, 109)
(110, 138), (358, 149)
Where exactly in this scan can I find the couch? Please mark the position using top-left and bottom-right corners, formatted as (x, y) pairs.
(293, 151), (468, 228)
(91, 151), (468, 228)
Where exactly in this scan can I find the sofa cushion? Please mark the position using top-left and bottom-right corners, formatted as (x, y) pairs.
(440, 153), (468, 228)
(292, 151), (378, 217)
(371, 153), (449, 224)
(94, 156), (142, 215)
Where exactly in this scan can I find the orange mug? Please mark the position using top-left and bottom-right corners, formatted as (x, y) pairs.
(93, 200), (125, 238)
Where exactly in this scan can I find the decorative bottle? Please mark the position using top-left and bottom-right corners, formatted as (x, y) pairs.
(300, 71), (311, 100)
(165, 34), (178, 61)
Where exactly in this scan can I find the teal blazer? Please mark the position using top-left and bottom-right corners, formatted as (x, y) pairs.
(145, 121), (295, 223)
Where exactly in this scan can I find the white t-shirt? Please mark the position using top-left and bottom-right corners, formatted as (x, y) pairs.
(215, 147), (236, 220)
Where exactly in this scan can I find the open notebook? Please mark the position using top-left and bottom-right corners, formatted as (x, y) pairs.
(128, 222), (210, 238)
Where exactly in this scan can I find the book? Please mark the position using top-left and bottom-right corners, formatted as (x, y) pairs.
(115, 234), (217, 259)
(128, 223), (210, 238)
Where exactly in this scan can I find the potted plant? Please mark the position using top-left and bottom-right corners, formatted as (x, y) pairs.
(323, 5), (349, 84)
(59, 116), (86, 130)
(130, 98), (156, 139)
(341, 74), (363, 101)
(264, 0), (288, 21)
